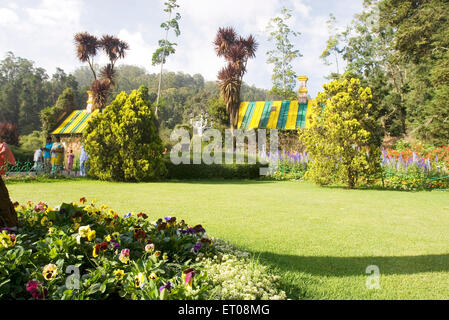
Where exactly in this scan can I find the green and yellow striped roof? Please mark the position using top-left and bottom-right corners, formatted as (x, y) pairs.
(238, 100), (311, 130)
(52, 109), (99, 135)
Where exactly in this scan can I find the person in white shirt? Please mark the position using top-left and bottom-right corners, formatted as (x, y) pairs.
(33, 148), (43, 173)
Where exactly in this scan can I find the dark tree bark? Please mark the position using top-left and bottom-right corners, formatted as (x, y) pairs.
(0, 176), (18, 228)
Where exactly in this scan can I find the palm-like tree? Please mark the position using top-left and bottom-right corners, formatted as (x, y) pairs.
(74, 32), (101, 80)
(214, 27), (258, 131)
(100, 35), (129, 85)
(74, 32), (129, 110)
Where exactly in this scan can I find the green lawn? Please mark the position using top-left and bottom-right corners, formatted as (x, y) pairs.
(6, 179), (449, 299)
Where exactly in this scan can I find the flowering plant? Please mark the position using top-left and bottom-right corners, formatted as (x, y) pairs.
(0, 198), (285, 300)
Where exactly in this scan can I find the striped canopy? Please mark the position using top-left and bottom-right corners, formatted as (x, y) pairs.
(237, 100), (311, 130)
(52, 110), (99, 135)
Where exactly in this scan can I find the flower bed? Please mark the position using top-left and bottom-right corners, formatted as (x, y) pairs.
(0, 199), (285, 300)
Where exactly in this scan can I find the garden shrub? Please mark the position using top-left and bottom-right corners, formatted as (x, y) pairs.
(83, 86), (167, 182)
(0, 198), (285, 300)
(300, 78), (382, 188)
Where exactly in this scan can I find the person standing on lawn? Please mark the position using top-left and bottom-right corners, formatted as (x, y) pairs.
(50, 136), (64, 175)
(66, 149), (75, 172)
(0, 136), (16, 176)
(80, 145), (88, 177)
(0, 135), (18, 227)
(33, 148), (43, 173)
(42, 136), (53, 174)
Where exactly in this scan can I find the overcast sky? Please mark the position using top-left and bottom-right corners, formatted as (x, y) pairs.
(0, 0), (364, 97)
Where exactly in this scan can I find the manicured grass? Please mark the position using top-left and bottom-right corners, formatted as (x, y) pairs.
(7, 179), (449, 299)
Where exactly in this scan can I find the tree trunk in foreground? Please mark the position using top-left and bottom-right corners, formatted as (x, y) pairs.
(0, 176), (18, 228)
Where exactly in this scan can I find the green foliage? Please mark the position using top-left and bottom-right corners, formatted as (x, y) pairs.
(8, 146), (34, 163)
(207, 96), (229, 130)
(266, 7), (301, 99)
(19, 131), (45, 152)
(331, 0), (449, 144)
(300, 78), (382, 188)
(0, 53), (81, 135)
(83, 87), (167, 181)
(40, 88), (76, 136)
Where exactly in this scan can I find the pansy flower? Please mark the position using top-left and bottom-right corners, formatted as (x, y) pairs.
(87, 230), (96, 241)
(182, 268), (196, 287)
(137, 212), (148, 219)
(149, 272), (159, 281)
(93, 242), (109, 258)
(159, 281), (173, 292)
(135, 273), (146, 289)
(119, 249), (130, 264)
(192, 242), (202, 253)
(42, 264), (58, 281)
(78, 225), (91, 238)
(145, 243), (155, 253)
(113, 269), (125, 281)
(133, 227), (146, 241)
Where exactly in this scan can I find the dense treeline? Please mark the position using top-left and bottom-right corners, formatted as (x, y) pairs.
(0, 53), (268, 145)
(326, 0), (449, 146)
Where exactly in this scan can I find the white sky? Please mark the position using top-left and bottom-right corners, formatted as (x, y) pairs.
(0, 0), (364, 97)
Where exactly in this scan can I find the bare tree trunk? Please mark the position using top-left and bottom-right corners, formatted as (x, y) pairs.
(0, 176), (18, 228)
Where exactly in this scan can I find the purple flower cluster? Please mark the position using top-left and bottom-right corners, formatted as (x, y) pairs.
(381, 149), (438, 173)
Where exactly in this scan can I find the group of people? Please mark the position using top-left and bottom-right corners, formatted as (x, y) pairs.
(33, 136), (88, 176)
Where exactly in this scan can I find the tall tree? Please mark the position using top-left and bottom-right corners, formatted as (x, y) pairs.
(380, 0), (449, 145)
(320, 14), (345, 77)
(266, 7), (301, 99)
(153, 0), (181, 116)
(342, 1), (408, 139)
(214, 27), (258, 131)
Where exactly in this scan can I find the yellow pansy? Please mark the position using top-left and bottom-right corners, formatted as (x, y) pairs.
(78, 226), (91, 238)
(87, 230), (96, 241)
(42, 264), (58, 281)
(114, 269), (125, 280)
(149, 272), (159, 281)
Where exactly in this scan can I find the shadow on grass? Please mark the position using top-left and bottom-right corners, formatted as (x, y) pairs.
(245, 251), (449, 299)
(4, 176), (92, 185)
(163, 179), (278, 185)
(254, 251), (449, 277)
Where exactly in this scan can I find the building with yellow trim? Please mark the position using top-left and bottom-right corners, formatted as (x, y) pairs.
(51, 91), (98, 156)
(237, 76), (312, 130)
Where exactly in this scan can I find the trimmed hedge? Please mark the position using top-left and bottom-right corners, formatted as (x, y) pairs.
(164, 160), (264, 180)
